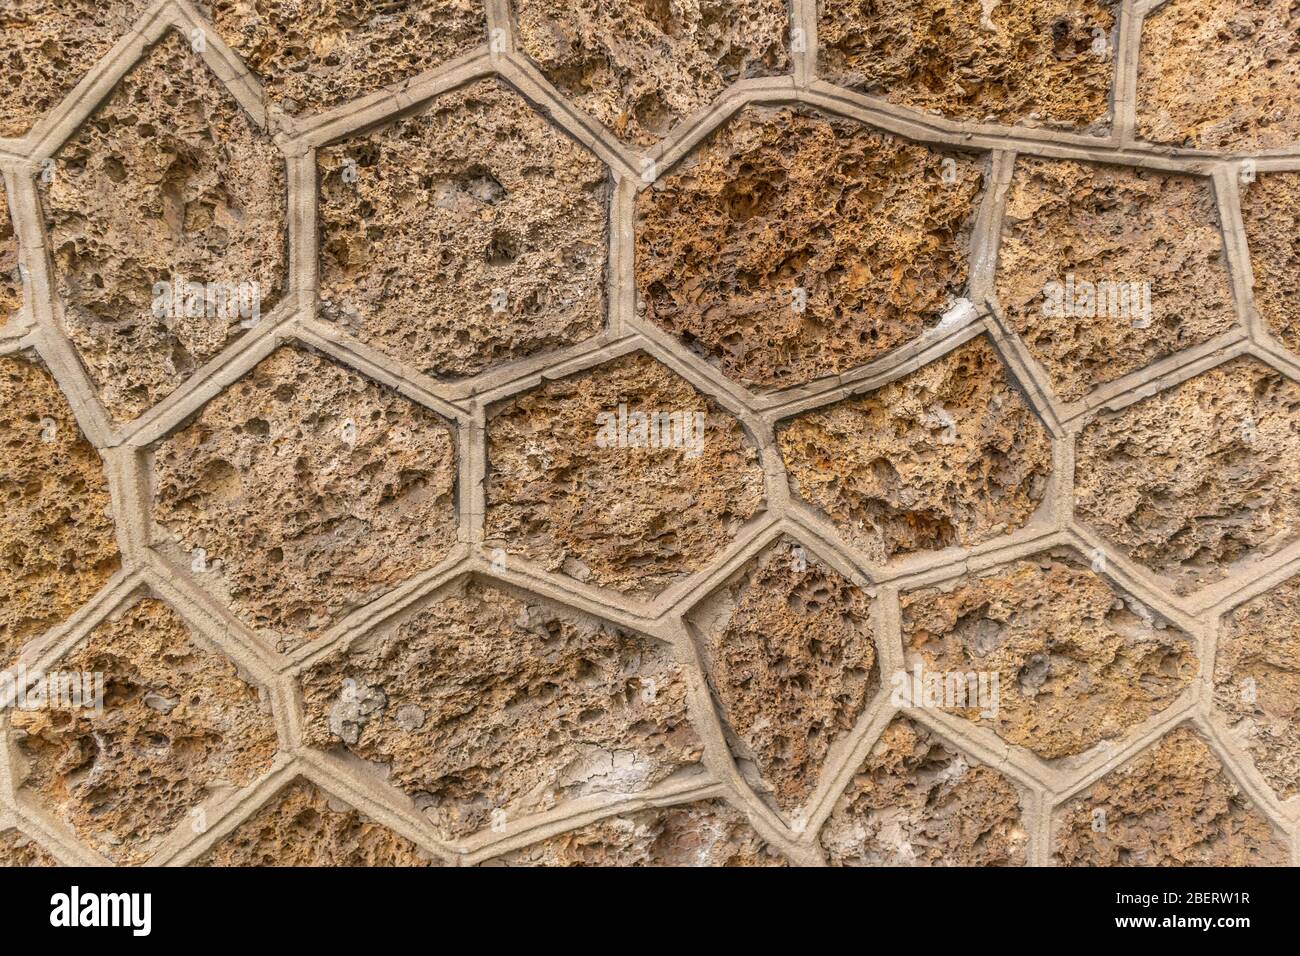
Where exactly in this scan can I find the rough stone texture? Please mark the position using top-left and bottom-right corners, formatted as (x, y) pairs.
(40, 30), (287, 423)
(1054, 727), (1289, 866)
(690, 537), (877, 812)
(821, 718), (1028, 866)
(1241, 171), (1300, 355)
(485, 352), (765, 597)
(1137, 0), (1300, 152)
(1076, 358), (1300, 595)
(197, 778), (435, 867)
(0, 828), (57, 867)
(818, 0), (1117, 132)
(995, 157), (1236, 402)
(151, 345), (457, 653)
(0, 355), (119, 666)
(12, 597), (278, 866)
(778, 337), (1051, 564)
(636, 106), (984, 392)
(1213, 575), (1300, 801)
(318, 78), (607, 380)
(485, 799), (787, 866)
(300, 578), (703, 839)
(901, 549), (1197, 760)
(1, 180), (19, 325)
(512, 0), (789, 147)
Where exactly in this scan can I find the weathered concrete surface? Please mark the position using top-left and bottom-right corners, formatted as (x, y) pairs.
(0, 828), (57, 867)
(1241, 171), (1300, 356)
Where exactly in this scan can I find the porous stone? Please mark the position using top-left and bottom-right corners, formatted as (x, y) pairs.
(484, 799), (787, 866)
(300, 578), (703, 839)
(485, 352), (765, 598)
(817, 0), (1117, 131)
(1, 180), (19, 324)
(778, 337), (1051, 564)
(820, 718), (1028, 866)
(900, 549), (1196, 760)
(150, 345), (458, 653)
(1241, 171), (1300, 355)
(0, 354), (119, 666)
(1137, 0), (1300, 151)
(636, 106), (984, 392)
(995, 157), (1236, 402)
(40, 29), (287, 423)
(12, 597), (278, 866)
(318, 78), (607, 380)
(690, 537), (877, 812)
(1053, 727), (1289, 866)
(512, 0), (789, 147)
(0, 828), (57, 867)
(1076, 358), (1300, 595)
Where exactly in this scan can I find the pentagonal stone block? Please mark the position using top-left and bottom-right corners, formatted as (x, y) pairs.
(689, 537), (877, 813)
(197, 778), (438, 867)
(778, 336), (1051, 564)
(484, 799), (787, 867)
(1, 180), (19, 325)
(1213, 574), (1300, 801)
(12, 596), (278, 865)
(995, 157), (1236, 402)
(512, 0), (789, 147)
(820, 717), (1028, 866)
(1053, 726), (1289, 866)
(0, 354), (119, 666)
(1137, 0), (1299, 151)
(40, 29), (286, 424)
(1076, 358), (1300, 595)
(818, 0), (1116, 131)
(299, 577), (703, 840)
(901, 548), (1196, 760)
(485, 352), (764, 598)
(0, 828), (57, 867)
(1241, 171), (1300, 355)
(150, 345), (458, 653)
(637, 106), (984, 392)
(318, 78), (607, 380)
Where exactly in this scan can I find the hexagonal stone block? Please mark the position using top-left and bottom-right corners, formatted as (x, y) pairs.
(1053, 726), (1289, 866)
(688, 537), (877, 813)
(299, 577), (703, 840)
(1076, 358), (1300, 596)
(778, 336), (1051, 564)
(512, 0), (789, 147)
(1241, 171), (1300, 355)
(318, 78), (607, 380)
(485, 352), (765, 598)
(636, 106), (984, 392)
(1, 354), (119, 666)
(484, 799), (787, 867)
(12, 596), (278, 865)
(1213, 574), (1300, 801)
(995, 157), (1236, 402)
(197, 778), (438, 867)
(818, 0), (1116, 131)
(40, 29), (287, 424)
(901, 548), (1196, 760)
(820, 717), (1028, 866)
(150, 345), (458, 653)
(1, 179), (19, 325)
(0, 828), (56, 867)
(1137, 0), (1299, 151)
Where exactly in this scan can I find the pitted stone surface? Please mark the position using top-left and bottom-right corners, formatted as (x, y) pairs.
(485, 352), (765, 598)
(0, 828), (57, 867)
(778, 337), (1051, 564)
(690, 537), (877, 812)
(901, 550), (1196, 760)
(0, 355), (119, 666)
(635, 106), (984, 392)
(1241, 172), (1300, 355)
(1, 180), (19, 324)
(511, 0), (789, 148)
(995, 157), (1236, 402)
(1076, 358), (1300, 596)
(1054, 727), (1289, 866)
(817, 0), (1117, 132)
(318, 77), (607, 380)
(40, 30), (287, 423)
(300, 578), (703, 839)
(12, 597), (278, 866)
(820, 718), (1028, 866)
(150, 346), (458, 653)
